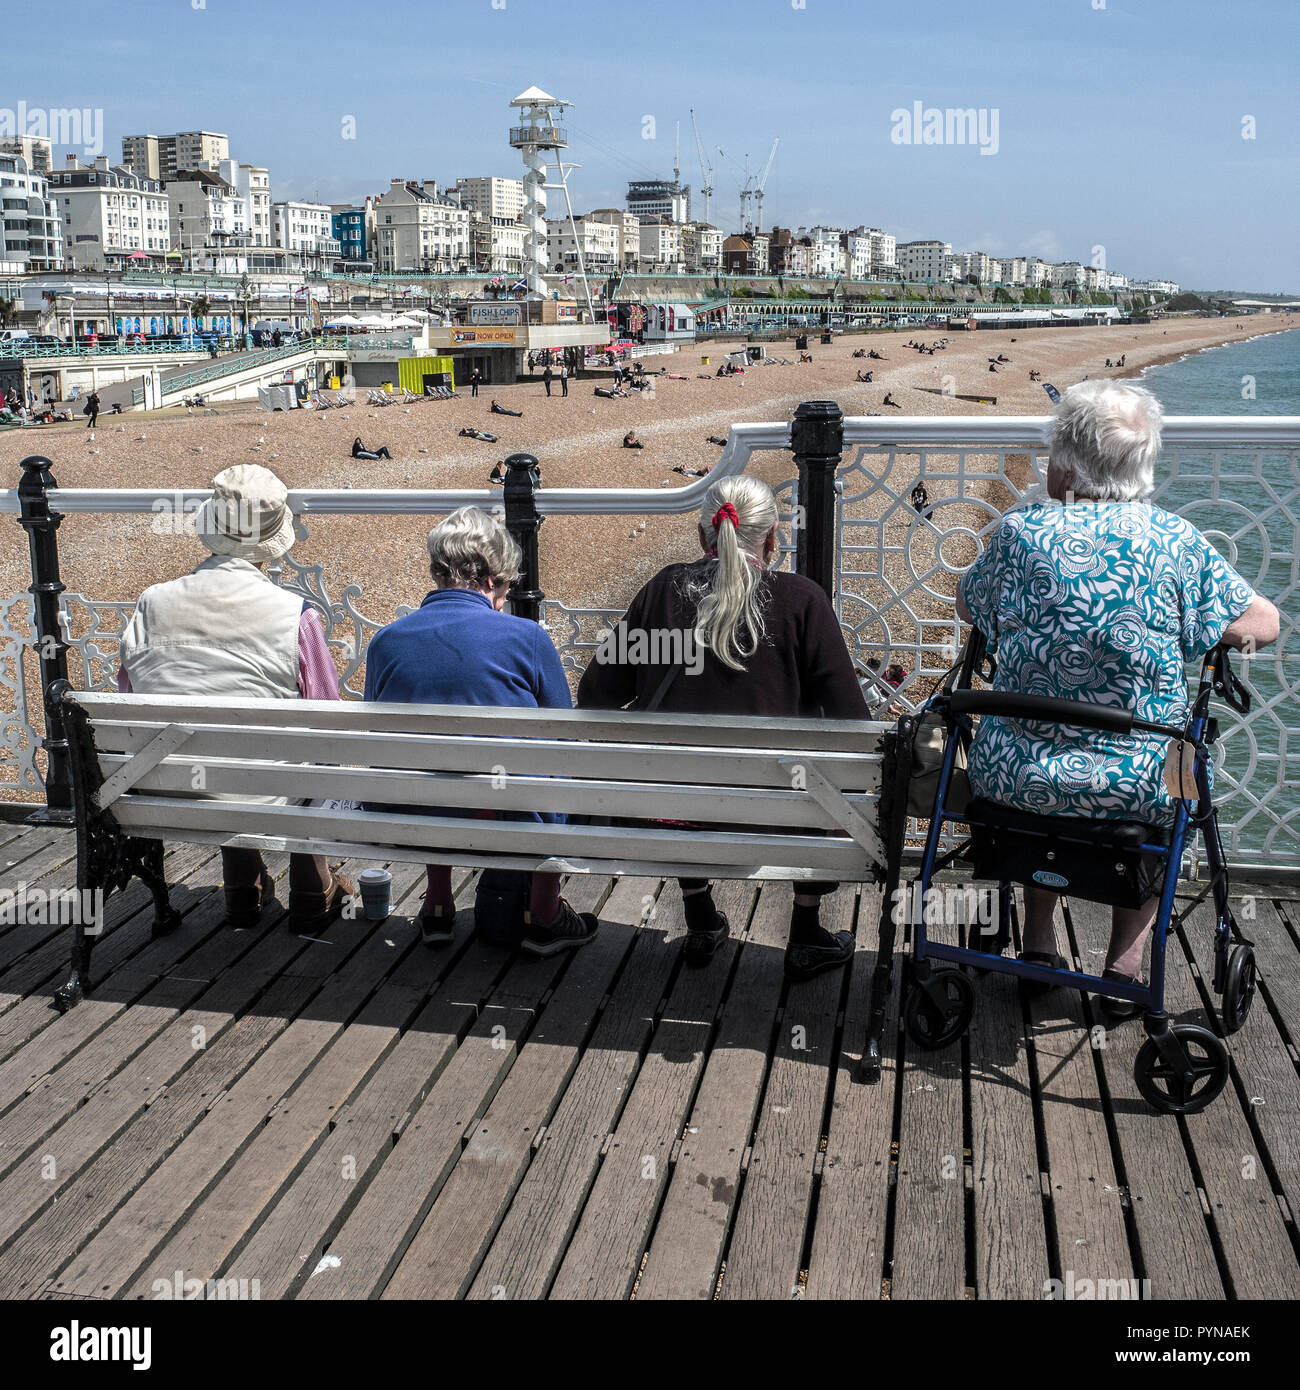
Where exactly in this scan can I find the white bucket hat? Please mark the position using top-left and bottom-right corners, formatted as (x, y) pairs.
(193, 464), (297, 563)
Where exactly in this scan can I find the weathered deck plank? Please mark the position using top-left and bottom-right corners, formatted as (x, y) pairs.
(295, 875), (612, 1300)
(0, 833), (1295, 1303)
(381, 878), (659, 1300)
(719, 886), (852, 1300)
(803, 886), (897, 1300)
(545, 880), (756, 1301)
(1026, 902), (1134, 1291)
(1066, 897), (1224, 1300)
(633, 882), (791, 1300)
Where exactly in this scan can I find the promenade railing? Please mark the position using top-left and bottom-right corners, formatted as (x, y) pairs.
(1, 404), (1295, 872)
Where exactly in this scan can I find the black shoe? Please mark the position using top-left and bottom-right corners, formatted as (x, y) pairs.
(417, 903), (455, 948)
(223, 868), (277, 928)
(785, 925), (854, 982)
(682, 911), (730, 966)
(520, 898), (599, 957)
(1098, 968), (1145, 1022)
(1018, 950), (1067, 998)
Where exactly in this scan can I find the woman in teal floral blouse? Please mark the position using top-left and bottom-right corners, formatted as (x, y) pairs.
(957, 380), (1279, 1017)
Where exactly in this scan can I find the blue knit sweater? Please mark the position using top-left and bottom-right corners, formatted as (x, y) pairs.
(365, 588), (571, 710)
(363, 588), (571, 824)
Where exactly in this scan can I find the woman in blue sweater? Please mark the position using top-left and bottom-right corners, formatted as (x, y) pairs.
(364, 507), (597, 956)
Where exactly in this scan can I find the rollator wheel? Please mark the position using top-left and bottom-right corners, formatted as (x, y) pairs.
(903, 968), (974, 1050)
(1133, 1024), (1230, 1115)
(1221, 944), (1257, 1034)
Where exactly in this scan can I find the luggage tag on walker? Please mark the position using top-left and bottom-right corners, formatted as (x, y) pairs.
(1162, 739), (1198, 800)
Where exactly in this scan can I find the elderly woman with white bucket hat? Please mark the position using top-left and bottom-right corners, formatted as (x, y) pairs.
(117, 463), (355, 932)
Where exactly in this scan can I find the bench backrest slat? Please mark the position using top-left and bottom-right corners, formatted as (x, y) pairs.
(73, 692), (887, 754)
(90, 721), (881, 793)
(96, 753), (881, 829)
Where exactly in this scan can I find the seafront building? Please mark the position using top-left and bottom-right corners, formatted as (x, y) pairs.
(122, 130), (229, 181)
(272, 200), (341, 275)
(373, 179), (471, 273)
(52, 155), (170, 271)
(0, 148), (63, 273)
(0, 135), (53, 175)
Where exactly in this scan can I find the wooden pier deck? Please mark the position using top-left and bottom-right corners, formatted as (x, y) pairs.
(0, 821), (1297, 1301)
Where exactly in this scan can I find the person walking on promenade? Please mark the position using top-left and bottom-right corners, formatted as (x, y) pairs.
(470, 368), (482, 398)
(560, 362), (569, 396)
(542, 363), (553, 397)
(84, 391), (100, 429)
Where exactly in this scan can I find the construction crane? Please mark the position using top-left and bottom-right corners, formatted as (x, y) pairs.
(752, 138), (779, 234)
(689, 108), (713, 224)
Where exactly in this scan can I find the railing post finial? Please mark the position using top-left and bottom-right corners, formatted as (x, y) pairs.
(791, 399), (843, 600)
(503, 452), (544, 623)
(16, 455), (75, 822)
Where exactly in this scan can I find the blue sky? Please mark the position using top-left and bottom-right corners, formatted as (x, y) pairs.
(5, 0), (1296, 291)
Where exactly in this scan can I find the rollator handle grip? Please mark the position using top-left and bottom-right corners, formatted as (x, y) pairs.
(947, 690), (1133, 734)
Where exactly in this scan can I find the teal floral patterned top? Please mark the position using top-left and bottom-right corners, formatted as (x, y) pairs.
(958, 501), (1255, 825)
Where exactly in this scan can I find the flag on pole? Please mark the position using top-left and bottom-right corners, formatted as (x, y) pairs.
(509, 276), (528, 294)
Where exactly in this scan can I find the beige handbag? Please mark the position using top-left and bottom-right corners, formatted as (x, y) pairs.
(907, 709), (971, 819)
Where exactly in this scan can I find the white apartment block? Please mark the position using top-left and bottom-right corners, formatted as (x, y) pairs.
(456, 176), (524, 223)
(679, 222), (723, 271)
(1130, 278), (1179, 296)
(1023, 256), (1053, 288)
(123, 130), (229, 181)
(547, 215), (620, 271)
(0, 149), (63, 271)
(638, 217), (683, 269)
(586, 209), (641, 268)
(896, 240), (952, 283)
(796, 226), (847, 278)
(0, 135), (53, 176)
(272, 200), (341, 273)
(167, 168), (242, 268)
(219, 160), (273, 247)
(373, 179), (471, 273)
(52, 155), (169, 270)
(954, 250), (995, 284)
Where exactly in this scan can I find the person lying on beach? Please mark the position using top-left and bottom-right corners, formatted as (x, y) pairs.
(623, 432), (643, 449)
(707, 435), (728, 447)
(576, 475), (868, 981)
(852, 349), (867, 358)
(672, 464), (711, 478)
(594, 386), (623, 399)
(490, 400), (523, 417)
(868, 350), (885, 360)
(459, 427), (498, 442)
(353, 437), (392, 460)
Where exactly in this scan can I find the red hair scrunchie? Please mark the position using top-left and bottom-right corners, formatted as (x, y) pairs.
(712, 501), (740, 533)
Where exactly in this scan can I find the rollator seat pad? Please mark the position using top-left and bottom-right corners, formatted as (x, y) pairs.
(963, 798), (1172, 908)
(964, 798), (1171, 849)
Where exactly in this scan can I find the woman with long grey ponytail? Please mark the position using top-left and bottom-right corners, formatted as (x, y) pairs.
(579, 473), (870, 981)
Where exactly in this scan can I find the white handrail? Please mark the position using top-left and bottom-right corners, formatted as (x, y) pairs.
(3, 417), (1298, 518)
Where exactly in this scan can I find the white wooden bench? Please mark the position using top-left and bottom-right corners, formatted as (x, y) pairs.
(50, 683), (911, 1039)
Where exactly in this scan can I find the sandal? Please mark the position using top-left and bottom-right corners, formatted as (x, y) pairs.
(1018, 950), (1067, 997)
(1098, 968), (1146, 1022)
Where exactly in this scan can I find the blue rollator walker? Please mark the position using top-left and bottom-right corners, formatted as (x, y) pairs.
(861, 629), (1257, 1115)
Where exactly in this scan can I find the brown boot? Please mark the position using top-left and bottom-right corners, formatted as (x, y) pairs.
(223, 868), (277, 928)
(289, 872), (357, 934)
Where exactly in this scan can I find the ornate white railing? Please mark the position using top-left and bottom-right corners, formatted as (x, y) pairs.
(1, 415), (1296, 869)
